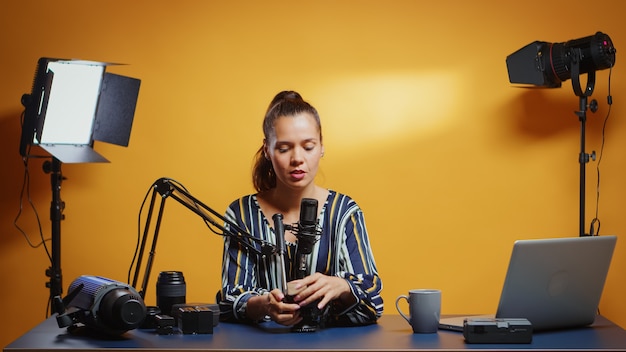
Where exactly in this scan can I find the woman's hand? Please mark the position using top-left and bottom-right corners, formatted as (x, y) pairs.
(247, 289), (302, 326)
(289, 273), (356, 310)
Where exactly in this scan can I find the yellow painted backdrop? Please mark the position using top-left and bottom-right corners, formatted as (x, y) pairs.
(1, 0), (625, 347)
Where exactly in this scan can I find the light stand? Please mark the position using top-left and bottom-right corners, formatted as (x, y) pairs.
(19, 57), (141, 314)
(506, 32), (616, 237)
(44, 157), (64, 306)
(570, 50), (598, 237)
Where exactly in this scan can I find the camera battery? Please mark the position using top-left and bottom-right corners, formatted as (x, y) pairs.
(172, 303), (220, 328)
(173, 305), (214, 334)
(155, 314), (175, 335)
(463, 318), (532, 344)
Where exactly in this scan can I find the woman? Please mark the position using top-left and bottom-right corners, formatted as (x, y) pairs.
(218, 91), (383, 327)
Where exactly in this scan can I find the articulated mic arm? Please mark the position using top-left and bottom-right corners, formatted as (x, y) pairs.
(130, 178), (283, 300)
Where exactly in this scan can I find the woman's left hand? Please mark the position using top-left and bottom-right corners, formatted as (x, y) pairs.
(289, 273), (356, 309)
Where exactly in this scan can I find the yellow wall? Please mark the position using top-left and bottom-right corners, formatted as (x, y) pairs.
(1, 0), (625, 347)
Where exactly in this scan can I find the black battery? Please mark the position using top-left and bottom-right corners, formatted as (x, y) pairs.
(172, 305), (214, 334)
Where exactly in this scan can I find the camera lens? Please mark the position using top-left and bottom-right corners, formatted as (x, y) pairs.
(156, 271), (186, 316)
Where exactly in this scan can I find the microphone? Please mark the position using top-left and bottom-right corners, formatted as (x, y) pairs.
(272, 213), (289, 293)
(293, 198), (320, 279)
(56, 275), (147, 335)
(290, 198), (325, 332)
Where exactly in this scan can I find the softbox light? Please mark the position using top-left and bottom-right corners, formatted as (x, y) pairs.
(19, 57), (141, 163)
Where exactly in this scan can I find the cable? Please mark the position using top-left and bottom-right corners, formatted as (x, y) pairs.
(14, 154), (51, 252)
(15, 109), (55, 318)
(589, 66), (613, 236)
(14, 110), (52, 254)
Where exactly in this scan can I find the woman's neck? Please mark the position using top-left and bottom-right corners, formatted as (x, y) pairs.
(268, 184), (319, 213)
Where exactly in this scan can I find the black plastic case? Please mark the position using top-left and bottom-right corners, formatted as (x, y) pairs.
(463, 318), (533, 344)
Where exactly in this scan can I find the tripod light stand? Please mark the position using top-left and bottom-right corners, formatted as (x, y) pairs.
(19, 57), (141, 313)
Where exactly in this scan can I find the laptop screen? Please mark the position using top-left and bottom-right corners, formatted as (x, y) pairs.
(438, 235), (617, 332)
(495, 235), (617, 330)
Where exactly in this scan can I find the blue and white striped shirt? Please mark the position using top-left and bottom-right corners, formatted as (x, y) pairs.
(218, 190), (384, 326)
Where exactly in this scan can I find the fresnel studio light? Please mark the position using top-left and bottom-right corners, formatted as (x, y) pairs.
(506, 32), (616, 237)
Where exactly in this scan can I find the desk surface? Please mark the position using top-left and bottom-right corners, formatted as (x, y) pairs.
(5, 315), (626, 352)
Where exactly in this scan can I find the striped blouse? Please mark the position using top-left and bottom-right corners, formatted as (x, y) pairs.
(218, 190), (384, 326)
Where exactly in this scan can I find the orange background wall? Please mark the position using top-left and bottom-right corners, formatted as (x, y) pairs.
(1, 0), (625, 347)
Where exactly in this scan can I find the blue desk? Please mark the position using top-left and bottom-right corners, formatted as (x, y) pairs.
(4, 315), (626, 351)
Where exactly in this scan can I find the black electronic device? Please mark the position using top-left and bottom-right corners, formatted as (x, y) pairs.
(506, 32), (615, 89)
(155, 314), (176, 335)
(292, 198), (320, 279)
(172, 305), (215, 334)
(55, 275), (147, 335)
(282, 198), (327, 332)
(463, 318), (532, 344)
(172, 303), (220, 328)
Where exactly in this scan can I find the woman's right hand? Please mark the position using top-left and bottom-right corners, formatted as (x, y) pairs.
(247, 289), (302, 326)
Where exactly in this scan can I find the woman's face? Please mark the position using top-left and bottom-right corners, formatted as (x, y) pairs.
(265, 112), (324, 192)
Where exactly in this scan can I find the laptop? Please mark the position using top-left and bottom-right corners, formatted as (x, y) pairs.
(438, 235), (617, 331)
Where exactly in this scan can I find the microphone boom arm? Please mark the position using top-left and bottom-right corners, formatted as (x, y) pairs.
(131, 178), (277, 299)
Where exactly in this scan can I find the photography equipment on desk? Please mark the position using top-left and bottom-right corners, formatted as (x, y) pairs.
(54, 275), (147, 335)
(156, 271), (186, 318)
(463, 318), (532, 344)
(130, 178), (328, 333)
(18, 57), (140, 314)
(171, 303), (220, 334)
(129, 178), (288, 332)
(150, 272), (218, 335)
(130, 178), (278, 302)
(506, 32), (616, 237)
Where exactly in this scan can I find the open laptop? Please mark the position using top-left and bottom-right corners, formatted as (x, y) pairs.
(438, 235), (617, 331)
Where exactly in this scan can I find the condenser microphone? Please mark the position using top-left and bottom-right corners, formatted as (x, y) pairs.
(291, 198), (326, 332)
(294, 198), (320, 279)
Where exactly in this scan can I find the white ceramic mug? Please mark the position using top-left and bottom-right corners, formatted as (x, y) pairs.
(395, 289), (441, 333)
